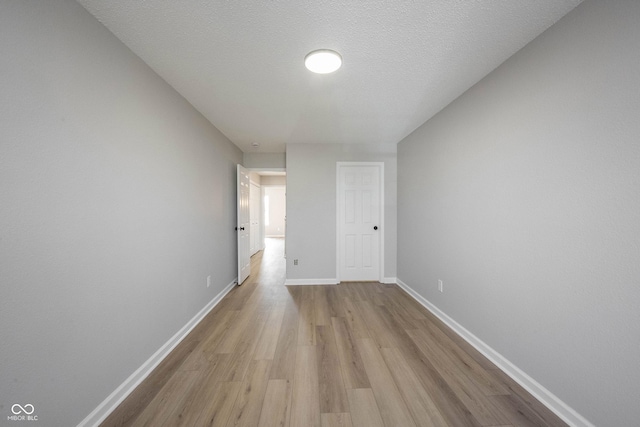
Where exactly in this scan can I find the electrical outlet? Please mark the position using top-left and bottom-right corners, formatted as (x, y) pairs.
(207, 275), (211, 288)
(293, 259), (298, 266)
(438, 279), (443, 292)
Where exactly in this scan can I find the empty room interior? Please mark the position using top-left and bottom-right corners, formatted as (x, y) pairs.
(1, 1), (639, 426)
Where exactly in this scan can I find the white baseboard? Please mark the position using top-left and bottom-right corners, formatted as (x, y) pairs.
(285, 278), (339, 285)
(382, 276), (397, 284)
(77, 278), (238, 427)
(395, 278), (594, 427)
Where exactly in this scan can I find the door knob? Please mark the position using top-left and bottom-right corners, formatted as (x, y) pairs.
(373, 226), (378, 230)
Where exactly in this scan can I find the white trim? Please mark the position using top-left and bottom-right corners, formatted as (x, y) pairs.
(381, 277), (397, 284)
(395, 278), (594, 427)
(77, 278), (238, 427)
(336, 162), (385, 282)
(285, 278), (339, 286)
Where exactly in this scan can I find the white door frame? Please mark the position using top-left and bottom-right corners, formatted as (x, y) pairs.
(336, 162), (384, 282)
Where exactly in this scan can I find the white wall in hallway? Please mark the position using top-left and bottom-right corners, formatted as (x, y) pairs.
(286, 143), (397, 283)
(0, 1), (242, 425)
(397, 1), (640, 425)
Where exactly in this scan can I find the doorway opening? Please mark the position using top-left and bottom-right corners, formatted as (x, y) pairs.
(248, 170), (286, 279)
(264, 186), (286, 239)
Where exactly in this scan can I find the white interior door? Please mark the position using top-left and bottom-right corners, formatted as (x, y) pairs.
(250, 181), (261, 255)
(337, 163), (383, 282)
(237, 165), (251, 285)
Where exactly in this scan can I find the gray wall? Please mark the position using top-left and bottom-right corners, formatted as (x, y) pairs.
(397, 0), (640, 425)
(243, 152), (286, 169)
(260, 175), (287, 186)
(286, 143), (397, 282)
(0, 1), (242, 426)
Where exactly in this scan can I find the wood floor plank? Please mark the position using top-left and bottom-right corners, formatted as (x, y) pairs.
(383, 286), (427, 320)
(321, 413), (353, 427)
(290, 345), (321, 427)
(331, 316), (370, 389)
(377, 289), (422, 330)
(224, 280), (260, 311)
(167, 379), (240, 427)
(376, 303), (419, 348)
(269, 296), (299, 380)
(356, 338), (417, 427)
(221, 308), (271, 382)
(349, 282), (370, 302)
(130, 371), (200, 427)
(491, 394), (559, 427)
(314, 285), (332, 326)
(488, 368), (569, 427)
(406, 296), (498, 371)
(406, 328), (512, 426)
(402, 350), (482, 426)
(257, 379), (292, 427)
(297, 288), (317, 346)
(325, 285), (345, 318)
(355, 301), (400, 348)
(364, 282), (386, 306)
(244, 285), (277, 311)
(186, 303), (230, 342)
(346, 389), (384, 427)
(226, 360), (272, 427)
(342, 297), (370, 339)
(178, 343), (209, 372)
(389, 329), (483, 427)
(100, 340), (200, 427)
(316, 325), (349, 413)
(217, 283), (273, 357)
(380, 347), (449, 427)
(100, 240), (570, 427)
(215, 307), (257, 355)
(201, 310), (239, 356)
(196, 382), (243, 427)
(420, 319), (510, 396)
(166, 354), (235, 426)
(254, 301), (286, 360)
(202, 353), (232, 379)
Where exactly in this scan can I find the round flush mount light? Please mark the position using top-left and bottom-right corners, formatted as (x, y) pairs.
(304, 49), (342, 74)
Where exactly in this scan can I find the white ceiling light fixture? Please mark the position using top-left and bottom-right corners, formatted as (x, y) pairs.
(304, 49), (342, 74)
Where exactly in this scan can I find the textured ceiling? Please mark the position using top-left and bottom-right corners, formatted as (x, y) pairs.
(76, 0), (582, 153)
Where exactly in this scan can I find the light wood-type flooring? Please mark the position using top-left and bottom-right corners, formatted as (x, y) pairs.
(101, 238), (568, 427)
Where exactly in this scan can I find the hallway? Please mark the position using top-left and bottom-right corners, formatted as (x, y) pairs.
(101, 238), (567, 427)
